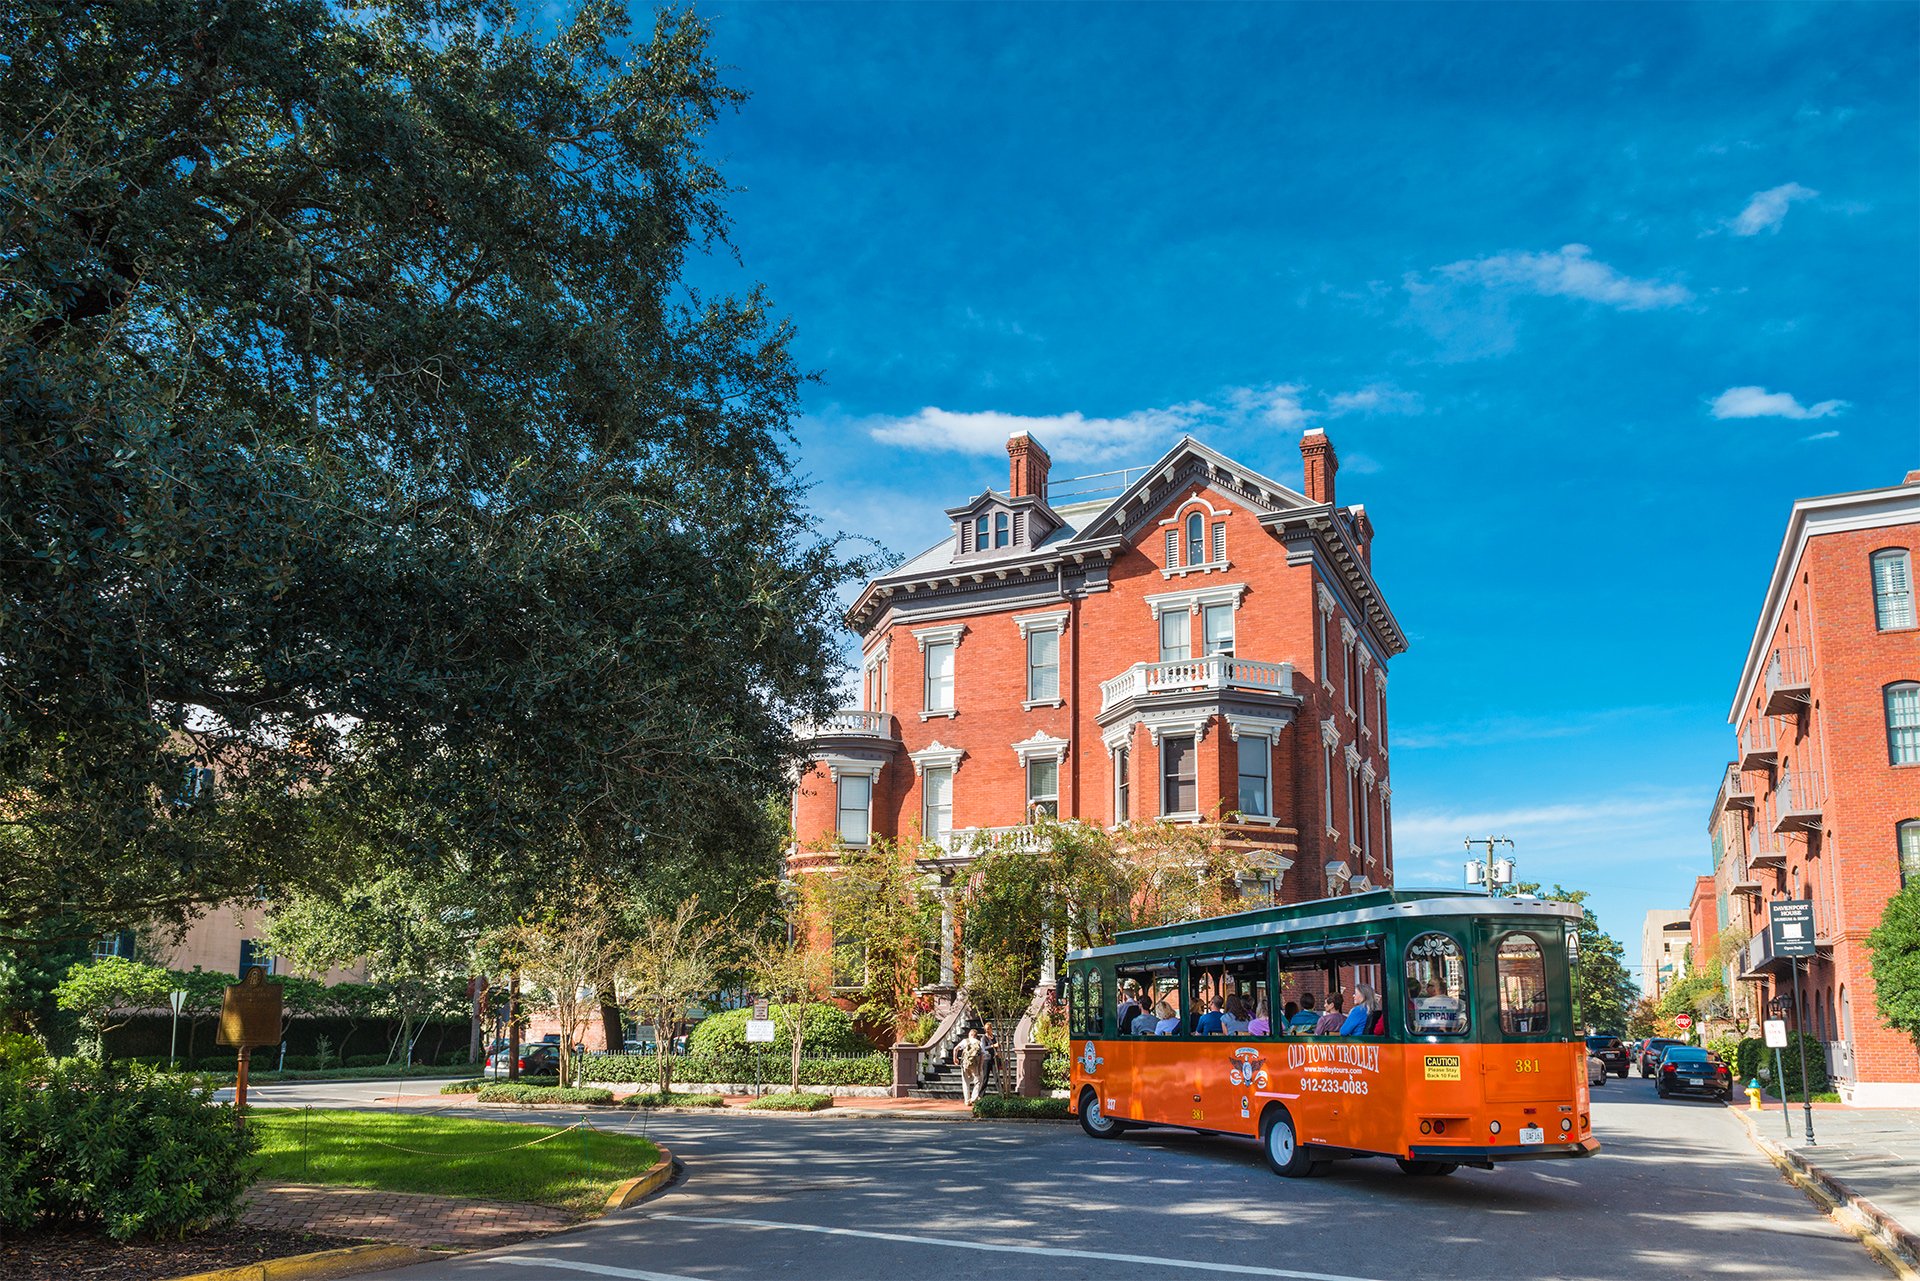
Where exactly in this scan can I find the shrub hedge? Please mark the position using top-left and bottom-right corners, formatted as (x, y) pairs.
(579, 1051), (888, 1087)
(623, 1091), (726, 1108)
(0, 1058), (257, 1239)
(688, 1004), (869, 1058)
(741, 1091), (833, 1111)
(972, 1095), (1071, 1120)
(473, 1084), (614, 1105)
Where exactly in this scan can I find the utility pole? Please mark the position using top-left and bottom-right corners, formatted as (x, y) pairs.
(1464, 837), (1516, 893)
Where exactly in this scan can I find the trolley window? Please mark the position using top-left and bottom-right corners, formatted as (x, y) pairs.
(1114, 958), (1180, 1035)
(1185, 952), (1267, 1036)
(1274, 939), (1385, 1035)
(1069, 970), (1086, 1037)
(1495, 933), (1550, 1034)
(1404, 931), (1468, 1036)
(1086, 968), (1104, 1038)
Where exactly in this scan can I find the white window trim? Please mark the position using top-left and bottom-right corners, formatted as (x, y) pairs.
(921, 765), (954, 849)
(1323, 740), (1340, 839)
(1145, 582), (1249, 620)
(913, 623), (969, 651)
(1011, 731), (1070, 766)
(1018, 611), (1069, 708)
(1235, 731), (1273, 822)
(1143, 711), (1211, 744)
(1873, 549), (1915, 631)
(1158, 493), (1233, 579)
(908, 742), (966, 776)
(1226, 711), (1294, 741)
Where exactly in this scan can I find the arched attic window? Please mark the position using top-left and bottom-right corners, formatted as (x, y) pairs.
(1186, 512), (1204, 566)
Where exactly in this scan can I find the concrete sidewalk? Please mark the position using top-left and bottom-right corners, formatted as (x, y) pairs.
(1735, 1104), (1920, 1277)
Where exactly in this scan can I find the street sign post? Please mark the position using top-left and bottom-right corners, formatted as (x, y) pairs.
(168, 988), (187, 1071)
(1763, 1017), (1791, 1139)
(1767, 899), (1818, 1146)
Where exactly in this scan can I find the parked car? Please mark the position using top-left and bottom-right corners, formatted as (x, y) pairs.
(1585, 1034), (1629, 1078)
(1587, 1054), (1608, 1088)
(1654, 1046), (1733, 1101)
(1636, 1037), (1686, 1077)
(484, 1044), (560, 1078)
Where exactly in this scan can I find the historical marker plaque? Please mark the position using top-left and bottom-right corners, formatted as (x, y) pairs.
(217, 968), (284, 1048)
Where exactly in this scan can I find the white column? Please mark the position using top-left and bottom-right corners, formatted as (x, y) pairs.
(938, 890), (956, 988)
(1038, 921), (1057, 988)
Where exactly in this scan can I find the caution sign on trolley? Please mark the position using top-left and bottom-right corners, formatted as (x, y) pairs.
(1423, 1054), (1462, 1082)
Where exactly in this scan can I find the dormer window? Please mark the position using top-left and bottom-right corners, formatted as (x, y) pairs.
(996, 512), (1010, 547)
(974, 515), (988, 551)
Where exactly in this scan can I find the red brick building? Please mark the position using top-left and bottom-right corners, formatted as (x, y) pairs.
(1707, 468), (1920, 1105)
(791, 429), (1405, 985)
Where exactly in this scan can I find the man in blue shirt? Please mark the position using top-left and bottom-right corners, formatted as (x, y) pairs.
(1288, 993), (1321, 1033)
(1195, 997), (1227, 1036)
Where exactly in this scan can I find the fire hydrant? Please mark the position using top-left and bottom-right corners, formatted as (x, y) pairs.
(1746, 1078), (1764, 1111)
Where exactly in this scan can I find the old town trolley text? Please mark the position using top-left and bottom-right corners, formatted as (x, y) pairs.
(1065, 889), (1599, 1177)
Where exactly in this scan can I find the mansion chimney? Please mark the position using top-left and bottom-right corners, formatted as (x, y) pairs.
(1008, 432), (1051, 499)
(1300, 428), (1337, 507)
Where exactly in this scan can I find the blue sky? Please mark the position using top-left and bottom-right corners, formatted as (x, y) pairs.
(673, 1), (1920, 988)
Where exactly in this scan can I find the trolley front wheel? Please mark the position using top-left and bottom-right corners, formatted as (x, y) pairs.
(1261, 1107), (1321, 1178)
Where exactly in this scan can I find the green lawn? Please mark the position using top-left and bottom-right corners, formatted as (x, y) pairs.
(251, 1109), (660, 1213)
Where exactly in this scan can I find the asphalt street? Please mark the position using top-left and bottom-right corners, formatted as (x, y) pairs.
(338, 1072), (1879, 1281)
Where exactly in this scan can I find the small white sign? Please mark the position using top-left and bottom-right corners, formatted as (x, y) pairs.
(745, 1019), (777, 1044)
(1763, 1018), (1789, 1049)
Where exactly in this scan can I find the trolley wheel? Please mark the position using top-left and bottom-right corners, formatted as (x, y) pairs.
(1396, 1159), (1458, 1177)
(1078, 1089), (1121, 1139)
(1260, 1106), (1319, 1178)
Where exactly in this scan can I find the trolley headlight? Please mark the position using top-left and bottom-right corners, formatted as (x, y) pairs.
(1560, 1117), (1572, 1132)
(1488, 1120), (1501, 1135)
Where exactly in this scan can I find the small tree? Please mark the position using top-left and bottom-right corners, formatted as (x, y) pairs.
(745, 932), (838, 1093)
(53, 957), (171, 1057)
(621, 898), (734, 1095)
(1868, 883), (1920, 1049)
(490, 912), (614, 1087)
(815, 838), (931, 1044)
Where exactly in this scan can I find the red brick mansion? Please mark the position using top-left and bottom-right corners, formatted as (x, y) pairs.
(790, 429), (1405, 958)
(1703, 468), (1920, 1105)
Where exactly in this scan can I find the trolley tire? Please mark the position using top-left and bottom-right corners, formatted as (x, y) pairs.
(1397, 1159), (1457, 1176)
(1078, 1089), (1121, 1139)
(1260, 1106), (1317, 1178)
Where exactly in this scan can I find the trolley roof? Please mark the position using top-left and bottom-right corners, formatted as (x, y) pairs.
(1067, 887), (1581, 963)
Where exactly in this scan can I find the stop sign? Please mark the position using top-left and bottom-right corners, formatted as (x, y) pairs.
(1674, 1014), (1693, 1029)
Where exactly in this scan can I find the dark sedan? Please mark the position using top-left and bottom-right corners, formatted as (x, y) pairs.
(1655, 1046), (1733, 1101)
(1636, 1037), (1685, 1076)
(1585, 1034), (1629, 1078)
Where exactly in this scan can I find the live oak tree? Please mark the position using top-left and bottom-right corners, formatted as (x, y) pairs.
(0, 1), (868, 942)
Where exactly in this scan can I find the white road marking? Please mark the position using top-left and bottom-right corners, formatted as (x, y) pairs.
(490, 1259), (703, 1280)
(649, 1212), (1386, 1280)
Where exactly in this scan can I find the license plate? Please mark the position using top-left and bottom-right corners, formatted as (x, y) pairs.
(1518, 1125), (1544, 1144)
(1688, 1078), (1704, 1087)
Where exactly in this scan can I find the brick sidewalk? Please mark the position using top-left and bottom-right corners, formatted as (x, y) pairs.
(241, 1183), (574, 1249)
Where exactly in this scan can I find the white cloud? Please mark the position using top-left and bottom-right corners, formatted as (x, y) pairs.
(1731, 182), (1819, 236)
(1225, 383), (1314, 431)
(1327, 384), (1422, 416)
(1430, 243), (1692, 311)
(1709, 385), (1849, 420)
(865, 405), (1196, 464)
(1392, 793), (1697, 853)
(1801, 429), (1841, 442)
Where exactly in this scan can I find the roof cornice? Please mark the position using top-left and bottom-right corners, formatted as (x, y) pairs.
(1261, 504), (1406, 658)
(1727, 479), (1920, 722)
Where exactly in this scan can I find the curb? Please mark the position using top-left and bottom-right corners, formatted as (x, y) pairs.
(604, 1146), (678, 1210)
(166, 1244), (443, 1281)
(1732, 1110), (1920, 1280)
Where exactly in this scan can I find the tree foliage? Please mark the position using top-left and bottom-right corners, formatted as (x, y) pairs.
(0, 0), (869, 941)
(1509, 883), (1637, 1033)
(52, 955), (171, 1050)
(1868, 883), (1920, 1048)
(619, 896), (733, 1094)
